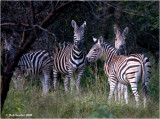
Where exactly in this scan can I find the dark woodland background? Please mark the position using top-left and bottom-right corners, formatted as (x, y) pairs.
(1, 1), (159, 118)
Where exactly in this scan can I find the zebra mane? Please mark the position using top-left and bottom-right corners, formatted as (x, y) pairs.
(102, 40), (116, 50)
(52, 42), (72, 55)
(100, 40), (118, 56)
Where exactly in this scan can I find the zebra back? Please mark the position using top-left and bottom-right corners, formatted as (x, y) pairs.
(19, 50), (53, 76)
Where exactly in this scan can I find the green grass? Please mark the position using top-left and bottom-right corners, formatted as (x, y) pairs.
(2, 56), (159, 118)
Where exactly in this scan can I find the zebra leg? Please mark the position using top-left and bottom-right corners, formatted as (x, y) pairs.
(130, 83), (139, 107)
(120, 83), (124, 102)
(108, 77), (118, 104)
(40, 72), (50, 95)
(144, 94), (147, 108)
(69, 73), (74, 94)
(76, 68), (84, 93)
(40, 75), (45, 94)
(109, 78), (117, 102)
(43, 72), (50, 94)
(118, 83), (121, 102)
(143, 84), (148, 108)
(124, 85), (128, 104)
(64, 75), (69, 92)
(114, 84), (118, 102)
(53, 69), (58, 92)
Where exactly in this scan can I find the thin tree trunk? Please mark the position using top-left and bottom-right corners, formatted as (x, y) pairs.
(1, 1), (78, 111)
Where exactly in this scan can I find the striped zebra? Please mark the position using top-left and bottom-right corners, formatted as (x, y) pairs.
(4, 39), (53, 94)
(114, 25), (151, 105)
(53, 20), (86, 93)
(113, 25), (129, 104)
(86, 36), (151, 108)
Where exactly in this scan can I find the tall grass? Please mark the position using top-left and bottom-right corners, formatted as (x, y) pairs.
(2, 55), (159, 118)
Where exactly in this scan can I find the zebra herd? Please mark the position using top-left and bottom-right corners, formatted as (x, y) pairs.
(4, 20), (151, 108)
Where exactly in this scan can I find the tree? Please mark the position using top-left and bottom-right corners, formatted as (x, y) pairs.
(1, 1), (80, 110)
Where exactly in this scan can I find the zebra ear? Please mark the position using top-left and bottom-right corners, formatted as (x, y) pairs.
(122, 27), (129, 36)
(81, 21), (86, 28)
(71, 20), (77, 29)
(114, 25), (120, 35)
(98, 36), (103, 45)
(92, 36), (97, 42)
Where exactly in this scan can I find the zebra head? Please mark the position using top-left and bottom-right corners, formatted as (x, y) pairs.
(71, 20), (86, 50)
(86, 36), (104, 63)
(114, 25), (129, 55)
(4, 39), (17, 62)
(4, 39), (13, 51)
(114, 25), (129, 49)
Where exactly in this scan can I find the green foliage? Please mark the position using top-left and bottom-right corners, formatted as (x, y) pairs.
(147, 56), (159, 101)
(88, 104), (112, 118)
(122, 1), (158, 32)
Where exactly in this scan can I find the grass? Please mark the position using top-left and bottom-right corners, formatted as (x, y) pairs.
(2, 55), (159, 118)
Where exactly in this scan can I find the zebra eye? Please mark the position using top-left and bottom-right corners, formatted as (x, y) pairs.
(74, 36), (77, 39)
(94, 49), (97, 52)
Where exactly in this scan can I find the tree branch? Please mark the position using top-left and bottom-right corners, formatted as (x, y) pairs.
(30, 1), (35, 25)
(34, 25), (56, 41)
(41, 1), (78, 28)
(0, 23), (30, 27)
(34, 1), (49, 14)
(1, 23), (56, 40)
(20, 18), (29, 47)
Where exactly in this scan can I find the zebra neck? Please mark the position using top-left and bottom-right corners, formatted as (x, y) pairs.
(72, 46), (83, 59)
(102, 42), (117, 65)
(69, 45), (85, 69)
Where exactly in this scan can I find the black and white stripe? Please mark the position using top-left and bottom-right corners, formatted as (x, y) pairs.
(53, 20), (86, 93)
(4, 39), (53, 94)
(113, 25), (129, 103)
(86, 36), (151, 108)
(114, 25), (151, 105)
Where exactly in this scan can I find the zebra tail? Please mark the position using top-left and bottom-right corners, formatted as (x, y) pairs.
(141, 61), (148, 96)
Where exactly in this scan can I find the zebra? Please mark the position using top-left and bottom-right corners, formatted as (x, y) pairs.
(4, 39), (53, 94)
(53, 20), (86, 93)
(113, 25), (129, 104)
(114, 25), (151, 105)
(86, 36), (151, 108)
